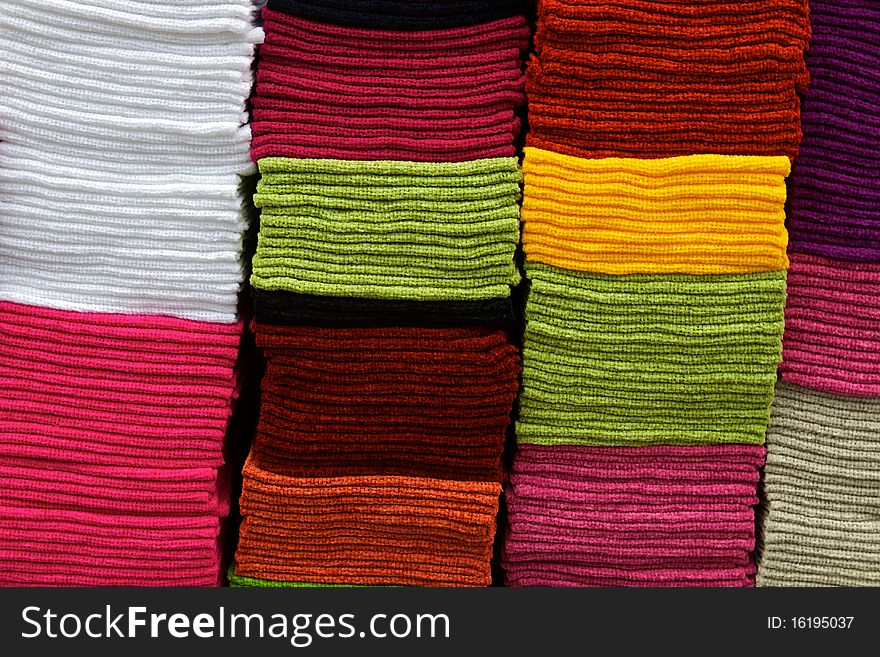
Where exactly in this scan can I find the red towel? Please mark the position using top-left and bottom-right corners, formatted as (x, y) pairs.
(526, 0), (811, 159)
(250, 322), (520, 481)
(250, 9), (529, 162)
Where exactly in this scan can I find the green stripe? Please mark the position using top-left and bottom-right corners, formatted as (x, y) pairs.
(251, 157), (521, 301)
(518, 262), (787, 446)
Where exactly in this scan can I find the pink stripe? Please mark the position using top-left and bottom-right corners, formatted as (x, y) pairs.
(251, 9), (526, 163)
(780, 253), (880, 396)
(262, 9), (530, 50)
(504, 445), (763, 586)
(0, 459), (230, 516)
(0, 305), (242, 471)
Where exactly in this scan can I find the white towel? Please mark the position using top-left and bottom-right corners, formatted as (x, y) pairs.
(0, 0), (264, 322)
(757, 382), (880, 586)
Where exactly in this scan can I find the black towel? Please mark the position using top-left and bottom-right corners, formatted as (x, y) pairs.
(253, 289), (517, 328)
(266, 0), (527, 30)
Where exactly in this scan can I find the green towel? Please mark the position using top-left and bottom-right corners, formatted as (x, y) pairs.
(517, 262), (787, 445)
(251, 157), (522, 300)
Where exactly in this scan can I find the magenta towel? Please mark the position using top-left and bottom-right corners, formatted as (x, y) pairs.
(0, 300), (242, 468)
(0, 506), (223, 587)
(250, 9), (528, 162)
(780, 252), (880, 396)
(0, 459), (231, 516)
(503, 444), (766, 587)
(0, 301), (240, 586)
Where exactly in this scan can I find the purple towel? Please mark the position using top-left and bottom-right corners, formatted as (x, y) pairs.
(788, 0), (880, 261)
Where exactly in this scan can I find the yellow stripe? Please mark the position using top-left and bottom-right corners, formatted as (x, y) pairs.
(522, 148), (791, 275)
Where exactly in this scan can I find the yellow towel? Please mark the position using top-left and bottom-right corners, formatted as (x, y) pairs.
(522, 147), (791, 275)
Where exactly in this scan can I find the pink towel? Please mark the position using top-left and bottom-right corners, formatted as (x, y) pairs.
(780, 252), (880, 396)
(0, 300), (242, 468)
(0, 301), (241, 586)
(250, 10), (528, 162)
(0, 459), (230, 516)
(503, 444), (765, 587)
(0, 506), (223, 586)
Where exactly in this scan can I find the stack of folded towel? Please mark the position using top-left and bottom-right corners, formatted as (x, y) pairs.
(250, 158), (521, 301)
(518, 264), (787, 447)
(504, 0), (808, 586)
(236, 455), (501, 586)
(244, 325), (520, 481)
(505, 445), (765, 586)
(780, 254), (880, 396)
(758, 384), (880, 586)
(231, 0), (526, 587)
(757, 0), (880, 587)
(250, 7), (527, 162)
(0, 0), (261, 585)
(520, 150), (791, 275)
(526, 0), (810, 160)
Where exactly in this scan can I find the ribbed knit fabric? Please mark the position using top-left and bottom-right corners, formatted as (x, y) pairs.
(266, 0), (526, 30)
(252, 289), (516, 327)
(528, 0), (810, 158)
(251, 9), (527, 162)
(0, 301), (240, 469)
(0, 300), (241, 586)
(788, 0), (880, 261)
(504, 444), (766, 587)
(757, 383), (880, 586)
(779, 253), (880, 397)
(0, 0), (263, 322)
(757, 1), (880, 589)
(251, 323), (520, 480)
(234, 2), (525, 588)
(234, 453), (500, 586)
(0, 508), (224, 586)
(0, 1), (260, 587)
(517, 263), (787, 446)
(0, 459), (231, 517)
(250, 157), (521, 300)
(526, 0), (810, 160)
(522, 148), (791, 274)
(505, 0), (805, 589)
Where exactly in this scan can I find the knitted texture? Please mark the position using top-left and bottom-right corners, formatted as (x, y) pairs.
(779, 253), (880, 396)
(232, 1), (527, 589)
(0, 0), (262, 321)
(0, 301), (241, 468)
(250, 322), (520, 481)
(503, 444), (766, 587)
(252, 289), (516, 328)
(266, 0), (527, 30)
(757, 382), (880, 586)
(754, 0), (880, 589)
(517, 263), (787, 446)
(0, 507), (223, 587)
(0, 459), (231, 517)
(250, 157), (522, 300)
(526, 0), (810, 159)
(233, 453), (500, 587)
(522, 148), (791, 274)
(0, 299), (241, 586)
(788, 0), (880, 261)
(251, 9), (527, 162)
